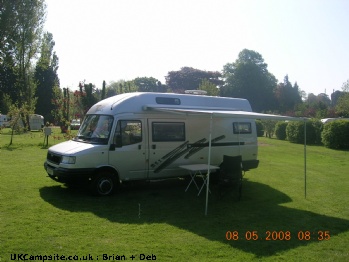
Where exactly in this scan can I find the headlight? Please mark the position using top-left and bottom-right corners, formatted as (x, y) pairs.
(61, 156), (76, 164)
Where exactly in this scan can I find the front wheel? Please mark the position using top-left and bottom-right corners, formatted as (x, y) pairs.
(91, 171), (118, 196)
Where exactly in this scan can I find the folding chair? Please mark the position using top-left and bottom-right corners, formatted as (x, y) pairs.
(217, 155), (243, 200)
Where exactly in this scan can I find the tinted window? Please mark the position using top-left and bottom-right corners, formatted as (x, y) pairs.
(152, 122), (185, 142)
(233, 122), (252, 134)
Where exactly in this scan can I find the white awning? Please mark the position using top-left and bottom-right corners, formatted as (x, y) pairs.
(144, 104), (308, 215)
(144, 105), (307, 122)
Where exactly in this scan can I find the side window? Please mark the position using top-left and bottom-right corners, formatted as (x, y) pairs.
(114, 120), (142, 146)
(233, 122), (252, 134)
(152, 122), (185, 142)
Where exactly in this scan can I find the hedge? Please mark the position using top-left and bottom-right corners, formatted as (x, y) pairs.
(275, 122), (288, 140)
(255, 120), (264, 137)
(321, 120), (349, 149)
(286, 119), (323, 145)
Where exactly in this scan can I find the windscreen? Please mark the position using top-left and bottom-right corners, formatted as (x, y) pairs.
(74, 115), (114, 144)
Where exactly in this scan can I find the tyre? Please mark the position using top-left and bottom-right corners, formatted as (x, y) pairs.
(91, 171), (118, 196)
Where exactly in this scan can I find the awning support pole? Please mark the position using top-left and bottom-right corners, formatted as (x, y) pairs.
(205, 114), (213, 216)
(304, 120), (307, 199)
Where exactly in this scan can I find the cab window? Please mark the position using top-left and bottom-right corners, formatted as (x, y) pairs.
(114, 120), (142, 146)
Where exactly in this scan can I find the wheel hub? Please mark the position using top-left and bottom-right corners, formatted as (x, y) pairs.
(98, 179), (113, 195)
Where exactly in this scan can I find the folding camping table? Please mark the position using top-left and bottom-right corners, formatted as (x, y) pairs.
(179, 164), (220, 196)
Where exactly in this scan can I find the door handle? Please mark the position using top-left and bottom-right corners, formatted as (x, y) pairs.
(152, 144), (156, 149)
(138, 145), (142, 150)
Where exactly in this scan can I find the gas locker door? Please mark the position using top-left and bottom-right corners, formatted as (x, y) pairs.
(108, 119), (147, 180)
(147, 119), (188, 179)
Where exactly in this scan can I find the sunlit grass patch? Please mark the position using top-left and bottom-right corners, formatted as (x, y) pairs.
(0, 134), (348, 261)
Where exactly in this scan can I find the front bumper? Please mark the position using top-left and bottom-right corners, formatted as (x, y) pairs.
(44, 162), (96, 184)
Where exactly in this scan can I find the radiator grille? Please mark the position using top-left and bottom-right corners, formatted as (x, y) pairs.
(47, 151), (61, 165)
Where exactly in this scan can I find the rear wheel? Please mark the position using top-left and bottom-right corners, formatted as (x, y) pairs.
(91, 171), (118, 196)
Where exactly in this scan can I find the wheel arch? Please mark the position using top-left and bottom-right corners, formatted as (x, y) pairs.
(94, 165), (120, 183)
(90, 166), (121, 196)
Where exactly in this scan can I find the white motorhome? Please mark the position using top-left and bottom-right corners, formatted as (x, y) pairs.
(44, 92), (260, 195)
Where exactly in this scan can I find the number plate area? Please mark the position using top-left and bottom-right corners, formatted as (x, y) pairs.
(47, 167), (54, 176)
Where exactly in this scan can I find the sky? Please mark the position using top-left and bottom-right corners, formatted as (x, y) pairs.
(44, 0), (349, 96)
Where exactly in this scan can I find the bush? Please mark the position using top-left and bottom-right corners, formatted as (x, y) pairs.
(261, 120), (277, 138)
(322, 120), (349, 149)
(255, 120), (264, 137)
(275, 122), (288, 140)
(286, 122), (303, 144)
(311, 119), (323, 145)
(286, 119), (323, 145)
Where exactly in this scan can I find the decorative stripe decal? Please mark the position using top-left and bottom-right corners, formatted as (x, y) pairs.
(151, 135), (245, 173)
(188, 141), (245, 148)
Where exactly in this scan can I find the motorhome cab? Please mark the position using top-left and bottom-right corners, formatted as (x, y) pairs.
(44, 92), (259, 195)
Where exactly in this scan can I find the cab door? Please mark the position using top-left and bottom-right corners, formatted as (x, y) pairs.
(108, 119), (147, 180)
(147, 119), (188, 179)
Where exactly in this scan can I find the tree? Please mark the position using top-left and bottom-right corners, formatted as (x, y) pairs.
(134, 77), (160, 92)
(101, 80), (106, 100)
(51, 85), (64, 125)
(274, 75), (302, 113)
(105, 82), (118, 97)
(221, 49), (277, 112)
(7, 103), (29, 145)
(79, 81), (98, 115)
(334, 80), (349, 117)
(156, 81), (168, 93)
(0, 0), (46, 127)
(0, 2), (23, 112)
(198, 79), (219, 96)
(336, 92), (349, 117)
(0, 59), (17, 112)
(0, 1), (18, 63)
(34, 32), (59, 124)
(13, 0), (46, 108)
(0, 0), (18, 112)
(331, 90), (343, 107)
(106, 80), (138, 97)
(299, 93), (333, 118)
(342, 79), (349, 92)
(165, 67), (223, 93)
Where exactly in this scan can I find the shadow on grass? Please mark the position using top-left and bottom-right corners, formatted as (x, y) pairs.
(39, 178), (349, 257)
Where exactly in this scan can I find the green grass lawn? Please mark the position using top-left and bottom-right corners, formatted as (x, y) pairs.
(1, 130), (348, 261)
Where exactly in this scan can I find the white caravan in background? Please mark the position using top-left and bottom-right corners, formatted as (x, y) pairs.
(0, 114), (10, 128)
(321, 118), (349, 124)
(1, 114), (44, 130)
(44, 92), (264, 196)
(29, 114), (44, 130)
